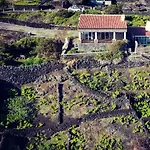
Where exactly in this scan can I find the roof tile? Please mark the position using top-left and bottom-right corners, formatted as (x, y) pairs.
(78, 14), (127, 29)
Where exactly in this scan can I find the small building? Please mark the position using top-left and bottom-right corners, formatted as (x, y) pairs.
(78, 14), (127, 51)
(88, 0), (112, 6)
(128, 21), (150, 47)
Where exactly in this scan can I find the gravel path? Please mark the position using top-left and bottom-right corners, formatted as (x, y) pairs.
(0, 22), (78, 38)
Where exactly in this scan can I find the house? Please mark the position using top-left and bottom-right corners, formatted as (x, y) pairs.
(78, 14), (127, 51)
(88, 0), (112, 6)
(127, 21), (150, 47)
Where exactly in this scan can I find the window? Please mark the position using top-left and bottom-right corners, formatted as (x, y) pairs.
(135, 36), (148, 46)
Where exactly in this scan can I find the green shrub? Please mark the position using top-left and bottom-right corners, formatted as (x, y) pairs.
(69, 126), (86, 150)
(95, 135), (123, 150)
(36, 38), (60, 60)
(133, 123), (145, 133)
(21, 87), (37, 101)
(126, 15), (150, 27)
(21, 56), (45, 66)
(114, 115), (137, 126)
(7, 96), (32, 124)
(84, 9), (101, 14)
(134, 100), (150, 118)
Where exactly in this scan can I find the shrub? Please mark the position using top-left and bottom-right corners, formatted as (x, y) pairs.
(133, 100), (150, 118)
(36, 38), (61, 60)
(108, 40), (126, 53)
(21, 56), (45, 66)
(84, 9), (101, 14)
(95, 135), (123, 150)
(126, 15), (150, 27)
(21, 87), (37, 101)
(7, 96), (32, 124)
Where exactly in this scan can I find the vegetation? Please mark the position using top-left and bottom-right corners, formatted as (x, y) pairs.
(126, 15), (150, 26)
(84, 9), (101, 14)
(14, 0), (39, 5)
(36, 38), (61, 60)
(95, 40), (126, 62)
(95, 135), (123, 150)
(114, 115), (137, 127)
(0, 37), (61, 66)
(132, 123), (145, 133)
(0, 10), (81, 27)
(133, 100), (150, 118)
(0, 87), (37, 129)
(103, 4), (123, 14)
(73, 70), (124, 98)
(69, 126), (86, 150)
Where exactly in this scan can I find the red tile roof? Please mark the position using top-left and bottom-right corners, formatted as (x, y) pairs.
(78, 14), (127, 29)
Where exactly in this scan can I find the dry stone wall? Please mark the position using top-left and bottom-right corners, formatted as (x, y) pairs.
(0, 62), (64, 86)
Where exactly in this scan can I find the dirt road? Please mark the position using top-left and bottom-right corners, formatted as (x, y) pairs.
(0, 22), (78, 38)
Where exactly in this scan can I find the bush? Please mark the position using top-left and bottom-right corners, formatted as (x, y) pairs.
(84, 9), (101, 14)
(108, 40), (126, 53)
(7, 96), (32, 124)
(21, 56), (45, 66)
(9, 37), (39, 57)
(36, 38), (61, 60)
(126, 15), (150, 27)
(95, 135), (123, 150)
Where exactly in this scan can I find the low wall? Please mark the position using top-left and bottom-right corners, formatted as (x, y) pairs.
(71, 57), (150, 69)
(0, 17), (76, 30)
(0, 62), (64, 86)
(78, 43), (109, 51)
(13, 5), (39, 10)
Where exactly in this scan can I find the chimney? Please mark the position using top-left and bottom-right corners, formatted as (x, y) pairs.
(145, 21), (150, 32)
(121, 15), (125, 21)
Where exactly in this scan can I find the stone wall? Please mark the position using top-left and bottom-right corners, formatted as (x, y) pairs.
(71, 57), (150, 69)
(78, 43), (109, 51)
(0, 62), (64, 86)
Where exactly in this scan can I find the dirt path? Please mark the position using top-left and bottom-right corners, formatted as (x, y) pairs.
(0, 22), (78, 38)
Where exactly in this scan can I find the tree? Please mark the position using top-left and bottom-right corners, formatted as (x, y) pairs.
(103, 4), (123, 14)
